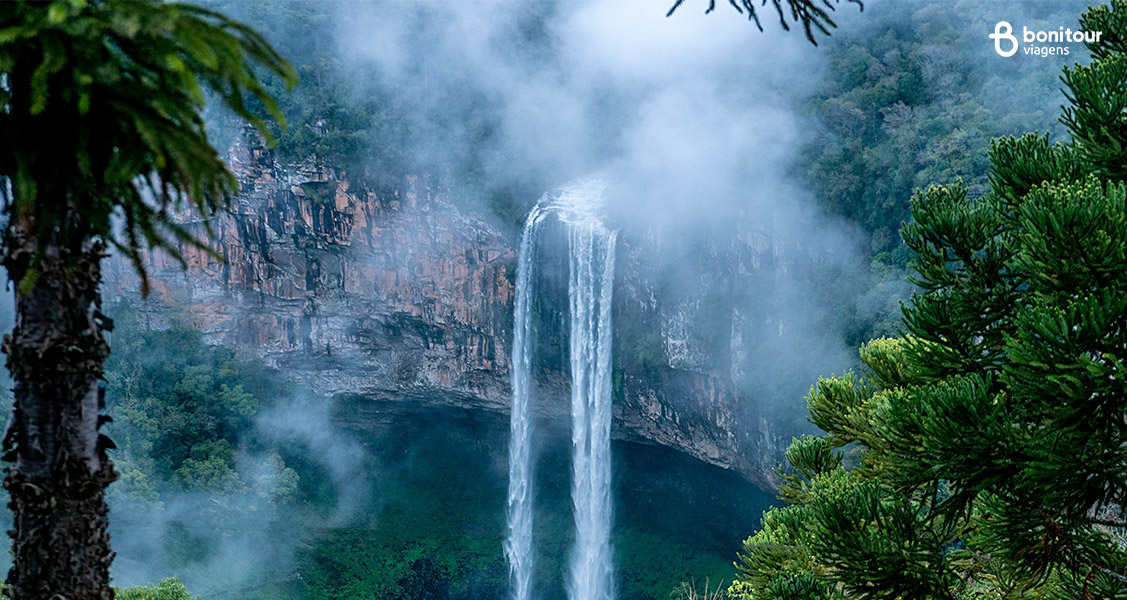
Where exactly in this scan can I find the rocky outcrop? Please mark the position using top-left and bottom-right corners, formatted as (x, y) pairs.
(104, 127), (786, 490)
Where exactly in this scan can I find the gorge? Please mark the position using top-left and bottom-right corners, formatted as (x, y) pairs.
(103, 126), (796, 492)
(97, 115), (822, 598)
(98, 125), (797, 597)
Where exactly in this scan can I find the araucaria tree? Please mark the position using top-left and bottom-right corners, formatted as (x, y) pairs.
(732, 1), (1127, 599)
(0, 2), (294, 598)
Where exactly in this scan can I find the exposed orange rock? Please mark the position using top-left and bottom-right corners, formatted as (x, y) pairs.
(103, 126), (782, 490)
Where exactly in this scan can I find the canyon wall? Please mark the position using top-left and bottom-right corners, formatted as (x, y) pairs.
(104, 128), (787, 490)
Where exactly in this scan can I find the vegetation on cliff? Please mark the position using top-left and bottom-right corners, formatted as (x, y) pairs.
(104, 303), (299, 507)
(800, 0), (1095, 348)
(116, 578), (198, 600)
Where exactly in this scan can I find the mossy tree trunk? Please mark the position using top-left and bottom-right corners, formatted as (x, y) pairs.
(1, 218), (117, 600)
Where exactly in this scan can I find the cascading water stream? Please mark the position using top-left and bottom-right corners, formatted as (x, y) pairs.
(565, 210), (617, 600)
(505, 204), (546, 600)
(505, 181), (617, 600)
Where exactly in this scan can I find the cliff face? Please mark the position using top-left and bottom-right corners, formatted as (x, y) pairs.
(104, 128), (785, 490)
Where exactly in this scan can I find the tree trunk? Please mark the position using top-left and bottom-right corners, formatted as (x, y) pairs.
(1, 220), (117, 600)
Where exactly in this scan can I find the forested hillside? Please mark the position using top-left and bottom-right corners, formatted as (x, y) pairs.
(801, 0), (1091, 346)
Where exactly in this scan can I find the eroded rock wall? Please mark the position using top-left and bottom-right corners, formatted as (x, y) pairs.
(105, 127), (785, 490)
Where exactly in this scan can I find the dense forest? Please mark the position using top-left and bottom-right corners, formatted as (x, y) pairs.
(0, 0), (1124, 599)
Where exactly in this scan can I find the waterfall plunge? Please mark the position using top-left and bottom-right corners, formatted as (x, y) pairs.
(566, 214), (617, 600)
(505, 182), (617, 600)
(504, 203), (545, 600)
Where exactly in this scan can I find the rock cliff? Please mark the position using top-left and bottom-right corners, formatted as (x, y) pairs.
(104, 127), (786, 490)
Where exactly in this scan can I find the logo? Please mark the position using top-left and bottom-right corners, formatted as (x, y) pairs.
(991, 21), (1018, 57)
(990, 20), (1103, 58)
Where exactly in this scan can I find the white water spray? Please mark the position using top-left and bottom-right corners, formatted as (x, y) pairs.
(505, 204), (546, 600)
(564, 193), (617, 600)
(505, 181), (617, 600)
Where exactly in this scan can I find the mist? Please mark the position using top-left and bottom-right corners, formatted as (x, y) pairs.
(334, 0), (834, 223)
(100, 314), (374, 593)
(325, 0), (873, 428)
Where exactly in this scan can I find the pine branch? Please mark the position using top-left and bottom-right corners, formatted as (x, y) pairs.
(666, 0), (863, 45)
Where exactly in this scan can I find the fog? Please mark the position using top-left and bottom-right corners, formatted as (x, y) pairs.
(328, 0), (873, 425)
(337, 0), (832, 223)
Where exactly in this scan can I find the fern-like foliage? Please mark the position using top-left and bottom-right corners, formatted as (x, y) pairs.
(0, 0), (297, 292)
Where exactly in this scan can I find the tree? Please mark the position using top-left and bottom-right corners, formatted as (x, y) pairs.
(665, 0), (863, 45)
(732, 1), (1127, 598)
(0, 1), (295, 598)
(114, 577), (198, 600)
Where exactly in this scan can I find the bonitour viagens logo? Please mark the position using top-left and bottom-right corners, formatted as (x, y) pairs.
(990, 20), (1103, 57)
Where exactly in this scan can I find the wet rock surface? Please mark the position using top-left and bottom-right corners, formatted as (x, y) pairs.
(105, 128), (786, 490)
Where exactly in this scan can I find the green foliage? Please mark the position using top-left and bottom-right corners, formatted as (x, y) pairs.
(615, 303), (670, 379)
(286, 529), (497, 600)
(115, 577), (199, 600)
(734, 2), (1127, 598)
(200, 0), (407, 183)
(287, 438), (500, 600)
(103, 301), (297, 505)
(775, 435), (842, 505)
(0, 0), (295, 291)
(617, 532), (738, 600)
(799, 1), (1088, 346)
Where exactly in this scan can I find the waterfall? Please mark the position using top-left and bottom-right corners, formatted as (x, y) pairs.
(565, 207), (617, 600)
(505, 204), (545, 600)
(505, 181), (617, 600)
